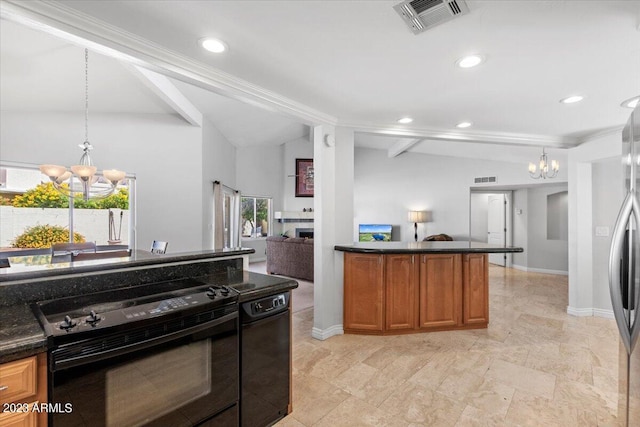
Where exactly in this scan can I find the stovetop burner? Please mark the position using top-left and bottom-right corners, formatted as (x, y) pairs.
(33, 278), (238, 339)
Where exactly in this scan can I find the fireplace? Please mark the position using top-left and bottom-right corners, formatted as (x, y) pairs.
(296, 228), (314, 239)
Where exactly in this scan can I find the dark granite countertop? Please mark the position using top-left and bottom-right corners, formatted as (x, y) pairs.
(0, 248), (254, 283)
(0, 252), (295, 363)
(0, 304), (46, 364)
(334, 241), (524, 254)
(226, 272), (298, 302)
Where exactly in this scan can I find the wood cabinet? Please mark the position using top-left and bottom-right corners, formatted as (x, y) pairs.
(463, 253), (489, 325)
(343, 252), (489, 335)
(385, 254), (418, 331)
(419, 254), (462, 329)
(344, 253), (384, 333)
(0, 353), (47, 427)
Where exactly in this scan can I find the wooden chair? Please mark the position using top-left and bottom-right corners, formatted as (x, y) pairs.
(51, 242), (97, 256)
(150, 241), (168, 254)
(72, 249), (131, 262)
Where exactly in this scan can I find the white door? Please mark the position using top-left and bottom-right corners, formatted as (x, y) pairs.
(488, 194), (506, 266)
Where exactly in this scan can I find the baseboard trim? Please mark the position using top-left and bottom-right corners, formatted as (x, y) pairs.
(593, 308), (615, 319)
(567, 306), (614, 319)
(511, 264), (568, 276)
(249, 257), (267, 263)
(312, 325), (344, 341)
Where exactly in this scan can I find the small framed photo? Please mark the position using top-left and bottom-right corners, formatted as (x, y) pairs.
(295, 158), (314, 197)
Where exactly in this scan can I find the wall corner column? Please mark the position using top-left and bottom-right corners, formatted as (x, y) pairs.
(312, 125), (354, 340)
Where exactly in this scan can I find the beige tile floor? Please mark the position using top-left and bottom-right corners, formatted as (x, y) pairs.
(275, 266), (622, 427)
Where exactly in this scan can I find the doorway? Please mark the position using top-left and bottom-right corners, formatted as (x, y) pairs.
(469, 190), (513, 267)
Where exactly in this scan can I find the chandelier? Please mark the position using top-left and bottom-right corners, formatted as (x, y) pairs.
(528, 148), (559, 179)
(39, 49), (126, 201)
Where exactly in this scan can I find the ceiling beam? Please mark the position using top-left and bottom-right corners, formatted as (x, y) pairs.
(126, 65), (203, 127)
(345, 122), (577, 149)
(387, 138), (421, 158)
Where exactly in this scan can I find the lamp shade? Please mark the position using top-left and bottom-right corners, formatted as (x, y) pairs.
(408, 211), (429, 223)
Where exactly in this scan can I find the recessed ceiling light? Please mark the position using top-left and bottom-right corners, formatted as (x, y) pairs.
(456, 54), (484, 69)
(560, 95), (584, 104)
(621, 95), (640, 109)
(456, 121), (472, 128)
(397, 117), (413, 124)
(199, 38), (227, 53)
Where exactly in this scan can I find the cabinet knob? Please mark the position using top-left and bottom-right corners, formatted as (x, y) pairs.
(0, 385), (8, 391)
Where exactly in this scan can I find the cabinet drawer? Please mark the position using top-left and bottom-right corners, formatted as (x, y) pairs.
(0, 357), (37, 405)
(0, 407), (37, 427)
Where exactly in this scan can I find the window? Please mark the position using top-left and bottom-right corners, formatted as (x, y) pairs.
(241, 196), (271, 238)
(0, 162), (135, 252)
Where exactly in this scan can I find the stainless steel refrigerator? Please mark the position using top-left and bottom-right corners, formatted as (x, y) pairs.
(609, 102), (640, 427)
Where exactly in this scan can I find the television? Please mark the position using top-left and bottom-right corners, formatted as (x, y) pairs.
(358, 224), (392, 242)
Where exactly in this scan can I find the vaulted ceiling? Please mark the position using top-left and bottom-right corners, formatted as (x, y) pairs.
(2, 1), (639, 163)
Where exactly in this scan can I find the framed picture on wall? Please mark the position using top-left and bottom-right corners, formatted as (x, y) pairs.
(295, 158), (314, 197)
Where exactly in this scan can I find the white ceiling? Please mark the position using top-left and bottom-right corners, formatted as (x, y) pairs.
(0, 19), (309, 147)
(2, 1), (640, 160)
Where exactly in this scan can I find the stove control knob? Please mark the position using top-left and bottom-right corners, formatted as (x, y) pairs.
(206, 287), (217, 299)
(60, 315), (77, 330)
(85, 310), (102, 326)
(220, 286), (230, 296)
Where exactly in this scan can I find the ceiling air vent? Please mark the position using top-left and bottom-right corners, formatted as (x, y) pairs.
(394, 0), (469, 34)
(474, 176), (497, 184)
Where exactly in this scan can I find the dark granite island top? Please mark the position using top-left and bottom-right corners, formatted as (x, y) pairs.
(0, 249), (301, 363)
(0, 247), (254, 283)
(334, 240), (524, 254)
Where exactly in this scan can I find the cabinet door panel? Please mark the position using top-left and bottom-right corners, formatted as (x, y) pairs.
(0, 357), (36, 405)
(344, 253), (384, 331)
(0, 409), (37, 427)
(385, 255), (418, 331)
(463, 254), (489, 325)
(419, 254), (461, 328)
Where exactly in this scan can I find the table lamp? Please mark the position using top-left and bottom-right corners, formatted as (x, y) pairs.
(408, 210), (430, 242)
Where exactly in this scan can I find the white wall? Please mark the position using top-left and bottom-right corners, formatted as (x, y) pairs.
(568, 131), (621, 316)
(592, 157), (623, 312)
(1, 112), (206, 253)
(512, 189), (528, 267)
(235, 143), (284, 261)
(354, 147), (566, 243)
(526, 184), (569, 273)
(202, 117), (237, 250)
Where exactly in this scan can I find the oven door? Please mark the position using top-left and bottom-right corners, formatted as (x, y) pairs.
(48, 311), (238, 427)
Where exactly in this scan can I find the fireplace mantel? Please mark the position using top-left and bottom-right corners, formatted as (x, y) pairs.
(274, 211), (314, 223)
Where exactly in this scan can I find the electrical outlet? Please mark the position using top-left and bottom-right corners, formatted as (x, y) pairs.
(595, 226), (609, 237)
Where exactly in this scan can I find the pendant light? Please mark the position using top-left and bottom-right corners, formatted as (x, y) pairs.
(39, 48), (126, 201)
(528, 147), (559, 180)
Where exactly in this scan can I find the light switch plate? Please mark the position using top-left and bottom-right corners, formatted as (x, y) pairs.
(595, 226), (609, 237)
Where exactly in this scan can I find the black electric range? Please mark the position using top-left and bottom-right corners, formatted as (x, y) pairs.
(33, 278), (242, 426)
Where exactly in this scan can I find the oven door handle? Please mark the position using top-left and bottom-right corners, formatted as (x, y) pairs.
(51, 311), (237, 371)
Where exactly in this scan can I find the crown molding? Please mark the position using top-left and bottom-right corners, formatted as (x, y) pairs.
(0, 0), (337, 127)
(342, 121), (577, 148)
(575, 125), (624, 144)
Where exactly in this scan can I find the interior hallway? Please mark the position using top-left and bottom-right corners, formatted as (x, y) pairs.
(274, 266), (620, 426)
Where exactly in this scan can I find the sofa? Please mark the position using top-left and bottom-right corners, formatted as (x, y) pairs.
(266, 236), (314, 281)
(423, 234), (453, 241)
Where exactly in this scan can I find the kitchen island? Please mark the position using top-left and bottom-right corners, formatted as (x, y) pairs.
(335, 241), (523, 335)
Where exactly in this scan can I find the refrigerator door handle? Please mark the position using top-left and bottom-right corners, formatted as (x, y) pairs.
(609, 192), (640, 354)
